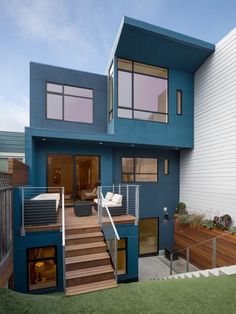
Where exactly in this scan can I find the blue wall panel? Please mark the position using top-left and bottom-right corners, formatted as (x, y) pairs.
(30, 63), (108, 133)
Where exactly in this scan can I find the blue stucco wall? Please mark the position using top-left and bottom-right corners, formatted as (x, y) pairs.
(113, 147), (179, 250)
(116, 224), (138, 282)
(30, 62), (108, 133)
(13, 188), (64, 293)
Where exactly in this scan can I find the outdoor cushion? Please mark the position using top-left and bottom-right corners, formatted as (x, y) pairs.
(105, 192), (113, 201)
(111, 193), (122, 204)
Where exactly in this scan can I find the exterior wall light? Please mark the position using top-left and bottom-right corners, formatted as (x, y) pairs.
(163, 207), (169, 221)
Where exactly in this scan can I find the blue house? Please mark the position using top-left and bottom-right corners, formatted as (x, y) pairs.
(14, 17), (215, 295)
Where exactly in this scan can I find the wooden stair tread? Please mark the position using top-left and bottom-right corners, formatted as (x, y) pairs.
(65, 241), (106, 251)
(65, 224), (100, 230)
(66, 265), (114, 280)
(65, 232), (103, 240)
(66, 279), (117, 296)
(65, 252), (110, 264)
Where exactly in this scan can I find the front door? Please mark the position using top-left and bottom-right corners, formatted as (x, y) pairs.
(139, 218), (159, 256)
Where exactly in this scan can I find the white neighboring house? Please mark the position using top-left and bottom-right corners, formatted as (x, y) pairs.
(180, 28), (236, 224)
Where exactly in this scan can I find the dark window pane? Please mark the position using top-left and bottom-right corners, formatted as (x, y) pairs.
(134, 111), (168, 123)
(135, 174), (157, 182)
(134, 73), (167, 113)
(122, 174), (134, 182)
(47, 94), (63, 120)
(135, 158), (157, 174)
(122, 158), (134, 173)
(29, 247), (56, 261)
(134, 62), (168, 79)
(118, 71), (132, 108)
(47, 83), (63, 93)
(64, 85), (92, 98)
(109, 63), (114, 122)
(64, 96), (93, 123)
(118, 59), (132, 71)
(118, 249), (126, 275)
(164, 158), (169, 175)
(177, 90), (182, 115)
(118, 108), (132, 119)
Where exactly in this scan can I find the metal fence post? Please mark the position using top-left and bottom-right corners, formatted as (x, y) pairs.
(115, 237), (118, 283)
(186, 247), (189, 272)
(126, 185), (129, 215)
(135, 185), (139, 225)
(212, 238), (216, 268)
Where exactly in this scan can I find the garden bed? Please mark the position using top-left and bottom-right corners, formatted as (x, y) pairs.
(174, 222), (236, 269)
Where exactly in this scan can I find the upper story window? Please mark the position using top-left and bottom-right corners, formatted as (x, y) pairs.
(46, 83), (93, 123)
(118, 59), (168, 123)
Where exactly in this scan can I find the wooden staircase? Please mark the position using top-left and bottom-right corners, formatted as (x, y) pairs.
(65, 223), (117, 296)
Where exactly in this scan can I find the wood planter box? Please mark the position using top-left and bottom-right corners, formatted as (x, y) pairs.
(174, 222), (236, 270)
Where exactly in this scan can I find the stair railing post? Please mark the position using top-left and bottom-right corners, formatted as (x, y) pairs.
(170, 253), (173, 275)
(115, 237), (118, 282)
(212, 238), (216, 268)
(186, 247), (189, 272)
(126, 185), (129, 215)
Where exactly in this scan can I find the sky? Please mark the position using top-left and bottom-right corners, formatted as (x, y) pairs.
(0, 0), (235, 132)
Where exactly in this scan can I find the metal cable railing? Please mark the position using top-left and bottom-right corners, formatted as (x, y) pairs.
(97, 190), (120, 282)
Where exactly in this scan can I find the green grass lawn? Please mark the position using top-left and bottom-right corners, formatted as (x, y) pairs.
(1, 276), (236, 314)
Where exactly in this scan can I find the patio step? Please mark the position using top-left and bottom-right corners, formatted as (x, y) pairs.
(65, 242), (107, 257)
(66, 279), (117, 296)
(65, 231), (104, 245)
(65, 252), (111, 271)
(66, 265), (114, 287)
(162, 264), (236, 281)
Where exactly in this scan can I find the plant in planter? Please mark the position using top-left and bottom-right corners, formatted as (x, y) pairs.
(176, 202), (188, 216)
(213, 214), (232, 230)
(201, 219), (214, 229)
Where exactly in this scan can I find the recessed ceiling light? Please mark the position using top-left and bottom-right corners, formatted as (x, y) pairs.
(131, 144), (135, 147)
(99, 142), (103, 145)
(42, 138), (46, 141)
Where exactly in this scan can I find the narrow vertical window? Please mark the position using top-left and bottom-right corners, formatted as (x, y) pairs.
(164, 158), (169, 175)
(117, 239), (127, 275)
(177, 90), (182, 115)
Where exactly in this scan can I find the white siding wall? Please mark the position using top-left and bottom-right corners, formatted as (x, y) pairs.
(180, 29), (236, 223)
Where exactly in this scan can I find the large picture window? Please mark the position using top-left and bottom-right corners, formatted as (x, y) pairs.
(28, 246), (57, 291)
(46, 83), (93, 123)
(118, 59), (168, 123)
(122, 157), (158, 182)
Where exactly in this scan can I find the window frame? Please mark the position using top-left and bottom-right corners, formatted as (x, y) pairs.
(117, 58), (169, 124)
(176, 89), (183, 115)
(46, 82), (94, 124)
(27, 245), (58, 292)
(117, 238), (127, 276)
(121, 157), (158, 183)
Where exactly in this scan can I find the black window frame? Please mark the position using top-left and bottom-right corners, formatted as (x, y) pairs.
(176, 89), (183, 115)
(46, 82), (94, 124)
(108, 62), (114, 123)
(121, 157), (158, 183)
(27, 245), (57, 292)
(117, 58), (169, 124)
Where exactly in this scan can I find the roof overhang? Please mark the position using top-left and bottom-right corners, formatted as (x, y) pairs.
(107, 16), (215, 73)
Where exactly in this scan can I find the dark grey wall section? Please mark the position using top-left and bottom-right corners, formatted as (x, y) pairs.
(30, 62), (108, 133)
(0, 131), (24, 153)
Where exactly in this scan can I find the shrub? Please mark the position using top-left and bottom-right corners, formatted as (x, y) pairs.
(213, 214), (232, 230)
(188, 214), (204, 227)
(229, 226), (236, 234)
(176, 202), (188, 215)
(201, 219), (214, 229)
(177, 214), (190, 225)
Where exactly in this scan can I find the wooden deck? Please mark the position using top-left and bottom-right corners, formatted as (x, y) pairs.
(65, 207), (135, 229)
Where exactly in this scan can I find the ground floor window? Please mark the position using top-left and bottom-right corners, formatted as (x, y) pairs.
(139, 218), (158, 256)
(117, 238), (127, 275)
(28, 246), (57, 291)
